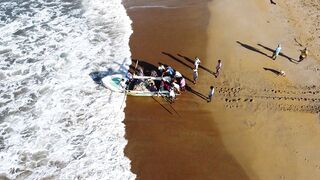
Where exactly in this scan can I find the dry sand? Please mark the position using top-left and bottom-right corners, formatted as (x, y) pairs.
(123, 0), (320, 179)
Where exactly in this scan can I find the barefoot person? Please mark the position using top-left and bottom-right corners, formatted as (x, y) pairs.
(207, 86), (215, 102)
(194, 56), (201, 70)
(193, 69), (198, 84)
(179, 77), (186, 91)
(169, 86), (176, 103)
(299, 47), (308, 62)
(272, 44), (281, 60)
(214, 60), (222, 78)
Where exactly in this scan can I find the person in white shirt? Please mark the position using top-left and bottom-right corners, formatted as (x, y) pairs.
(193, 69), (198, 84)
(207, 86), (215, 102)
(169, 86), (176, 103)
(158, 63), (166, 76)
(174, 71), (182, 78)
(120, 78), (127, 90)
(194, 56), (201, 70)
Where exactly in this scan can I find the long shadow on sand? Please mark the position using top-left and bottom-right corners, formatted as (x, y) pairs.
(186, 85), (208, 101)
(236, 41), (271, 59)
(131, 58), (195, 85)
(152, 96), (173, 115)
(162, 52), (214, 75)
(161, 52), (194, 70)
(177, 53), (214, 74)
(263, 67), (282, 76)
(257, 43), (298, 64)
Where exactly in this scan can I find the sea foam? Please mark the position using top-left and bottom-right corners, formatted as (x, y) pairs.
(0, 0), (135, 179)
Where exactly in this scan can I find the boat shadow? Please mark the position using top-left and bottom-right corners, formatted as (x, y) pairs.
(89, 68), (116, 85)
(130, 59), (159, 75)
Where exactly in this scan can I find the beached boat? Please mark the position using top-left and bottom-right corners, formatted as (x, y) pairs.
(102, 74), (171, 96)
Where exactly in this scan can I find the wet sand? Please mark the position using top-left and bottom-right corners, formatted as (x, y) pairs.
(123, 0), (249, 179)
(123, 0), (320, 179)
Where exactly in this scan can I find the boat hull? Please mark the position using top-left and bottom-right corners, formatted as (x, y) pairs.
(102, 74), (172, 97)
(126, 90), (170, 97)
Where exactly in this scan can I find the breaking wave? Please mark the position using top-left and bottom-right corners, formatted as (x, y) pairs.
(0, 0), (135, 179)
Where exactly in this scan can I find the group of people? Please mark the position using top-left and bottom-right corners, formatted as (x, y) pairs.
(271, 44), (309, 76)
(272, 44), (308, 62)
(192, 56), (221, 102)
(124, 41), (309, 105)
(158, 63), (186, 103)
(156, 56), (221, 103)
(126, 55), (223, 103)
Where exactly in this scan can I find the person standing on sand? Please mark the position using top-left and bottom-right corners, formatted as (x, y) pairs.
(179, 77), (186, 91)
(299, 47), (308, 62)
(214, 60), (222, 78)
(169, 86), (176, 103)
(194, 56), (201, 70)
(207, 86), (215, 102)
(272, 44), (282, 60)
(193, 69), (198, 84)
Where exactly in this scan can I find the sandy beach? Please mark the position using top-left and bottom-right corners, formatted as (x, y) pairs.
(123, 0), (320, 179)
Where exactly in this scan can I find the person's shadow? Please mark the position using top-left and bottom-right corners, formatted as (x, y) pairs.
(236, 41), (271, 58)
(161, 52), (194, 70)
(177, 53), (214, 74)
(257, 44), (298, 64)
(161, 52), (215, 75)
(263, 67), (283, 76)
(185, 85), (208, 101)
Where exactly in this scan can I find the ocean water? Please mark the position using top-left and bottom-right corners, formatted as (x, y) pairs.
(0, 0), (135, 179)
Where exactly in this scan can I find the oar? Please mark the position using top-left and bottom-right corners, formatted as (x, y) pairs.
(120, 90), (127, 109)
